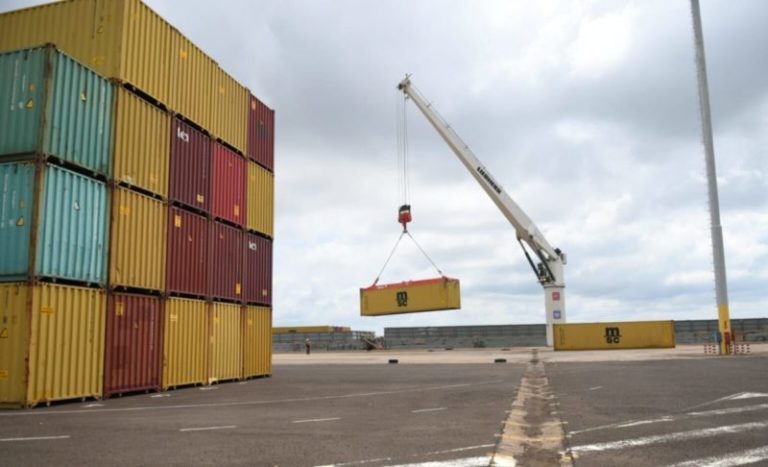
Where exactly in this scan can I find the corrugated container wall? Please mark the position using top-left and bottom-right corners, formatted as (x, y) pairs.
(247, 94), (274, 172)
(169, 34), (215, 133)
(211, 143), (245, 226)
(246, 161), (274, 237)
(243, 305), (272, 378)
(209, 303), (242, 382)
(166, 207), (209, 297)
(243, 234), (272, 305)
(553, 321), (676, 351)
(110, 187), (166, 291)
(0, 46), (113, 176)
(360, 278), (461, 316)
(170, 117), (211, 214)
(0, 162), (107, 284)
(210, 221), (243, 301)
(114, 87), (170, 198)
(162, 298), (208, 389)
(104, 293), (162, 397)
(0, 283), (105, 408)
(211, 68), (248, 155)
(0, 0), (172, 109)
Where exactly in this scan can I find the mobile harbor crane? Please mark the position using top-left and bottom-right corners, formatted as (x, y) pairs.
(398, 76), (567, 346)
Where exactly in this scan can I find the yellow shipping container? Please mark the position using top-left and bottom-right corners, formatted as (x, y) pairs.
(210, 303), (242, 383)
(273, 326), (351, 334)
(110, 187), (166, 291)
(114, 87), (170, 198)
(246, 161), (275, 237)
(0, 283), (105, 408)
(170, 32), (215, 133)
(0, 0), (173, 107)
(553, 321), (676, 351)
(212, 67), (248, 155)
(243, 306), (272, 378)
(162, 298), (208, 389)
(360, 277), (461, 316)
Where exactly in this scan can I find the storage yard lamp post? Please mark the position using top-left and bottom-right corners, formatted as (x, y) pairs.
(690, 0), (732, 355)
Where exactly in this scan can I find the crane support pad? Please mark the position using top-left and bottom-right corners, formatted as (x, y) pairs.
(360, 277), (461, 316)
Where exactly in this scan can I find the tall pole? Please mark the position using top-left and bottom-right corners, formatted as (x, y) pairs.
(690, 0), (731, 355)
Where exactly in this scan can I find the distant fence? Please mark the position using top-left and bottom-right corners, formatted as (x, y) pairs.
(273, 330), (376, 352)
(382, 319), (768, 350)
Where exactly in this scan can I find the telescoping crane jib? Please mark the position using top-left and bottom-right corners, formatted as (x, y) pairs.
(397, 75), (567, 347)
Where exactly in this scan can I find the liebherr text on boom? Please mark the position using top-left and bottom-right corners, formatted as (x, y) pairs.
(397, 75), (566, 346)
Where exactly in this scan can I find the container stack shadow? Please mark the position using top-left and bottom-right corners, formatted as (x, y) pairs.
(0, 0), (274, 408)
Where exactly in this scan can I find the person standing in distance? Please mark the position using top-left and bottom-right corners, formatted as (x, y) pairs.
(305, 338), (311, 355)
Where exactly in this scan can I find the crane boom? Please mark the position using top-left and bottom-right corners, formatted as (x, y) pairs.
(398, 76), (566, 346)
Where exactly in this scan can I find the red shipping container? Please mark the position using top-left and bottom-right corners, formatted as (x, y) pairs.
(243, 233), (273, 305)
(104, 293), (163, 397)
(210, 220), (243, 301)
(170, 118), (211, 214)
(167, 207), (209, 297)
(247, 94), (275, 172)
(211, 142), (245, 226)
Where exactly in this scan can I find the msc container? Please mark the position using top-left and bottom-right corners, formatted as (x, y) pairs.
(167, 207), (209, 297)
(0, 283), (105, 408)
(247, 94), (275, 172)
(0, 162), (108, 284)
(211, 142), (245, 226)
(210, 221), (243, 301)
(110, 187), (166, 291)
(0, 46), (113, 176)
(243, 306), (272, 378)
(360, 277), (461, 316)
(104, 293), (162, 397)
(162, 297), (208, 389)
(243, 233), (272, 305)
(553, 321), (676, 351)
(169, 34), (215, 134)
(246, 160), (274, 237)
(0, 0), (173, 109)
(211, 67), (248, 155)
(114, 86), (170, 198)
(170, 117), (211, 214)
(209, 302), (242, 383)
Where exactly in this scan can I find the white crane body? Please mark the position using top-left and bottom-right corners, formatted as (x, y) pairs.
(398, 76), (566, 346)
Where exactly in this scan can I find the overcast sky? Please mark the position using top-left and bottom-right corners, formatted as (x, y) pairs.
(8, 0), (766, 334)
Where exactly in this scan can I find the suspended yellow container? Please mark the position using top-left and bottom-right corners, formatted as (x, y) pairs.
(110, 187), (167, 291)
(0, 283), (105, 408)
(0, 0), (173, 108)
(246, 160), (275, 237)
(553, 321), (676, 351)
(209, 303), (242, 383)
(243, 306), (272, 378)
(360, 277), (461, 316)
(114, 87), (170, 198)
(162, 298), (208, 389)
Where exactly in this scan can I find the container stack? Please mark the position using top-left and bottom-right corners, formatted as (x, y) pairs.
(0, 0), (274, 408)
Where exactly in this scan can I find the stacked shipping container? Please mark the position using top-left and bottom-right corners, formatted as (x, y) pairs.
(0, 0), (274, 408)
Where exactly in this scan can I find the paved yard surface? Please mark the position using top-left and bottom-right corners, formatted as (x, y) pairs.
(1, 345), (766, 466)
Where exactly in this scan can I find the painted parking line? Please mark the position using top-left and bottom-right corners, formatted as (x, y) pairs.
(570, 402), (768, 435)
(571, 420), (768, 453)
(383, 456), (491, 467)
(666, 445), (768, 467)
(179, 425), (236, 432)
(293, 417), (341, 424)
(0, 435), (70, 442)
(316, 444), (495, 467)
(412, 408), (446, 413)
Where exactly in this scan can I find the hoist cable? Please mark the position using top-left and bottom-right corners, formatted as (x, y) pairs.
(372, 231), (407, 287)
(404, 231), (443, 277)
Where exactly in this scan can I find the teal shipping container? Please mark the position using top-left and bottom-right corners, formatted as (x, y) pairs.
(0, 46), (113, 176)
(0, 161), (108, 284)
